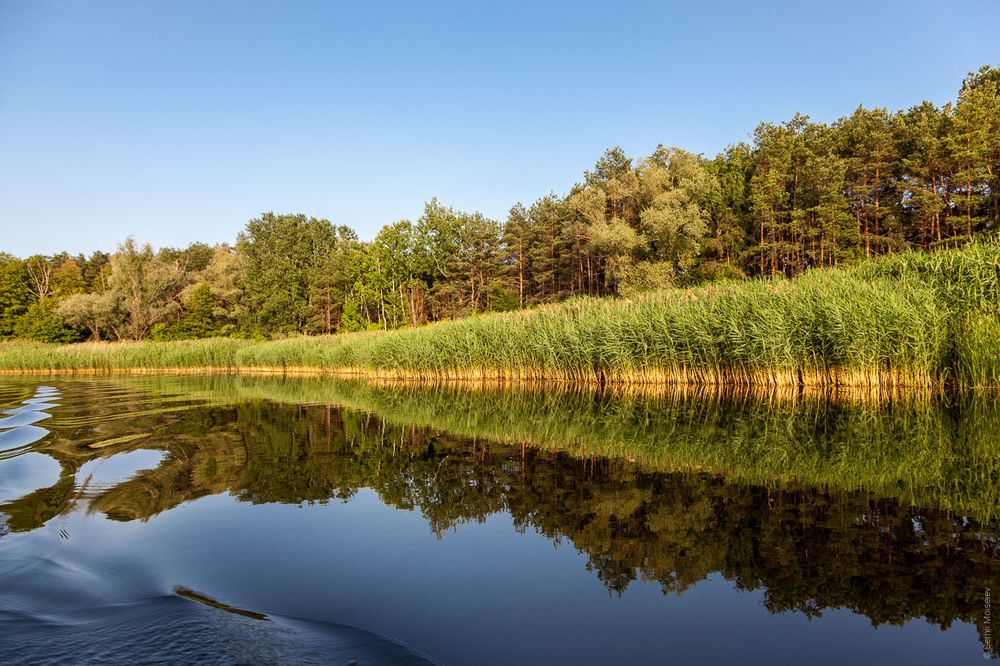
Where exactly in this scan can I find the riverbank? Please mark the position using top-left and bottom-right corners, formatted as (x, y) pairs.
(3, 240), (1000, 388)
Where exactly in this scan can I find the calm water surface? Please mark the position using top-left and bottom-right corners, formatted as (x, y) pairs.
(0, 376), (996, 664)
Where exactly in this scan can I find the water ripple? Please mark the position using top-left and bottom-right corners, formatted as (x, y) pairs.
(0, 589), (440, 665)
(0, 386), (61, 456)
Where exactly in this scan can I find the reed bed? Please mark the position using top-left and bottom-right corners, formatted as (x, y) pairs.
(3, 240), (1000, 388)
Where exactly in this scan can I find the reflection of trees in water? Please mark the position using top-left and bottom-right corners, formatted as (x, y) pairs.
(106, 375), (1000, 519)
(75, 401), (1000, 653)
(0, 470), (75, 532)
(3, 384), (998, 655)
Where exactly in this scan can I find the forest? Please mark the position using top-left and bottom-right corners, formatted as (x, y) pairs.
(1, 65), (997, 344)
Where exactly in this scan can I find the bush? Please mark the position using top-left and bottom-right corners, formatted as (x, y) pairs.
(13, 298), (79, 344)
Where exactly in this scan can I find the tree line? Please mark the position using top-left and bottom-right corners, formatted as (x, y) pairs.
(1, 65), (997, 342)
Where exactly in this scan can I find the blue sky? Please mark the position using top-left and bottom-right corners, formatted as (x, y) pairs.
(2, 0), (999, 257)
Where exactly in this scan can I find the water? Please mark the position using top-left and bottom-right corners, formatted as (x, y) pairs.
(0, 376), (996, 664)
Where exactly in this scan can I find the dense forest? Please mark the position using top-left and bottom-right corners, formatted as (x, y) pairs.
(2, 65), (998, 343)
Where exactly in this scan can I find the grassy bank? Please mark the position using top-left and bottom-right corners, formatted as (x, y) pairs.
(3, 240), (1000, 388)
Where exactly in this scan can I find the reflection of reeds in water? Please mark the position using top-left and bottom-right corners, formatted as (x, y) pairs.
(15, 378), (996, 655)
(90, 374), (1000, 522)
(5, 240), (1000, 388)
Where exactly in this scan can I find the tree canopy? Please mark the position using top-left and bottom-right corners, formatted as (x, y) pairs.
(4, 65), (999, 342)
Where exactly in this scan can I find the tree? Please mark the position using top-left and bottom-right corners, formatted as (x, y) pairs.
(165, 284), (223, 340)
(750, 120), (794, 275)
(414, 199), (502, 319)
(79, 251), (111, 292)
(703, 143), (753, 272)
(897, 101), (952, 246)
(960, 65), (1000, 230)
(461, 211), (504, 312)
(199, 244), (244, 334)
(585, 147), (641, 224)
(159, 242), (215, 273)
(50, 258), (87, 297)
(637, 147), (715, 280)
(951, 66), (1000, 235)
(800, 125), (856, 267)
(751, 114), (850, 276)
(13, 297), (79, 343)
(308, 230), (361, 334)
(527, 194), (567, 301)
(565, 187), (605, 295)
(838, 106), (902, 256)
(0, 254), (32, 339)
(236, 213), (338, 334)
(21, 255), (53, 300)
(55, 292), (118, 341)
(502, 203), (535, 308)
(107, 238), (184, 340)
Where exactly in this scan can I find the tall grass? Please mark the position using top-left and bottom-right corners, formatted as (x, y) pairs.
(4, 239), (1000, 388)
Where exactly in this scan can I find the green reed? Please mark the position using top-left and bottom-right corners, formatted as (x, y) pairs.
(4, 239), (1000, 388)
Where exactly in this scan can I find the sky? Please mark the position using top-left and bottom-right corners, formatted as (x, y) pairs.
(2, 0), (999, 257)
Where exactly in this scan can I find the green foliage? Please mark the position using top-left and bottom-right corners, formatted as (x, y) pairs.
(954, 310), (1000, 387)
(2, 65), (998, 342)
(158, 242), (214, 272)
(236, 212), (340, 335)
(55, 292), (117, 341)
(108, 238), (184, 340)
(12, 298), (79, 343)
(78, 251), (111, 292)
(199, 244), (243, 333)
(639, 147), (715, 272)
(338, 300), (366, 333)
(703, 143), (753, 266)
(50, 258), (86, 297)
(488, 284), (519, 312)
(5, 240), (1000, 390)
(151, 284), (224, 341)
(616, 260), (675, 296)
(0, 254), (32, 338)
(150, 322), (171, 342)
(685, 259), (746, 285)
(167, 284), (223, 340)
(415, 199), (504, 319)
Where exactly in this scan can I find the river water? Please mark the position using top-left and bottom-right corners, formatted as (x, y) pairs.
(0, 375), (996, 664)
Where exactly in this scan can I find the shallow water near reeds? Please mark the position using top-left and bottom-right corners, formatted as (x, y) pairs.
(0, 375), (997, 664)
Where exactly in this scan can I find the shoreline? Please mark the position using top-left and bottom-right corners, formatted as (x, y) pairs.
(0, 363), (951, 398)
(4, 239), (1000, 392)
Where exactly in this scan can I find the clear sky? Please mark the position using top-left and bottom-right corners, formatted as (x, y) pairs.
(2, 0), (999, 257)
